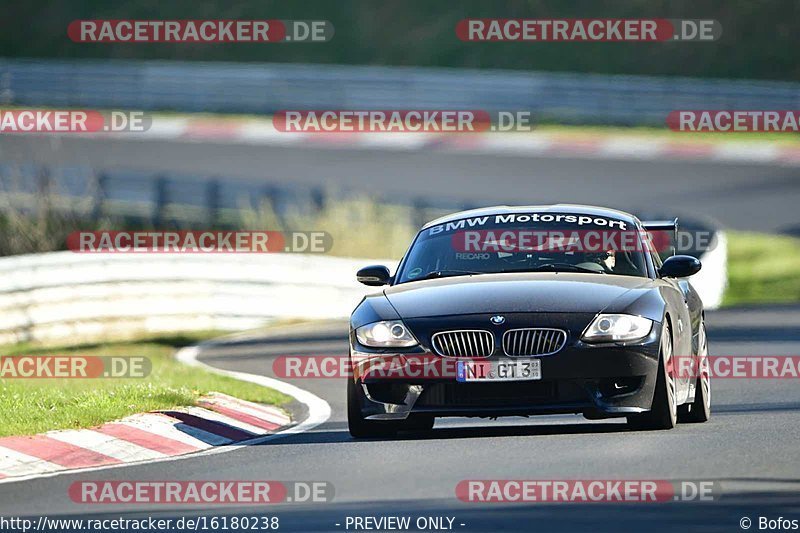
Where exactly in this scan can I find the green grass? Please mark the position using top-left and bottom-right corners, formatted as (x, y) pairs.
(723, 231), (800, 307)
(0, 333), (291, 437)
(240, 196), (420, 260)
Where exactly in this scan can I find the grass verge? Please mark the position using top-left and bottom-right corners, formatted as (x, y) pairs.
(0, 332), (291, 437)
(723, 231), (800, 307)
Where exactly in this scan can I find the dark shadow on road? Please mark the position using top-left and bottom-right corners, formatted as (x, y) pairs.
(713, 402), (800, 414)
(29, 490), (800, 532)
(706, 326), (800, 342)
(249, 418), (644, 447)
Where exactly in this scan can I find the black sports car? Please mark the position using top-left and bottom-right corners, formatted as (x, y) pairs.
(348, 205), (710, 437)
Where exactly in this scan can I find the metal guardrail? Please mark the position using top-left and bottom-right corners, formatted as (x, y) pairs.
(2, 59), (799, 126)
(0, 251), (383, 344)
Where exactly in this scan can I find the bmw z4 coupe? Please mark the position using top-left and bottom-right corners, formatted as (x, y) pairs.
(348, 204), (710, 438)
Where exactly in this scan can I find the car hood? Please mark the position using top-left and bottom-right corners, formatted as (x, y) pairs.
(383, 272), (654, 318)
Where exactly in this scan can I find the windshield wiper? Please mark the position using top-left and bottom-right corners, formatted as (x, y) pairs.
(504, 263), (606, 274)
(418, 269), (485, 280)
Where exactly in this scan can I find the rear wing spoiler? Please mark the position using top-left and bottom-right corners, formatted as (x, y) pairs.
(642, 218), (678, 234)
(642, 218), (678, 254)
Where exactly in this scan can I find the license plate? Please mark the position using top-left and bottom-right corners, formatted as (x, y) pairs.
(456, 359), (541, 382)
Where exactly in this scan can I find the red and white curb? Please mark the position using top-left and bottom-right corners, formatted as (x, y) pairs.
(87, 117), (800, 167)
(0, 393), (289, 481)
(0, 345), (331, 484)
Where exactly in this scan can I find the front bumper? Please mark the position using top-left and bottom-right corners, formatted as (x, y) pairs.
(350, 323), (662, 421)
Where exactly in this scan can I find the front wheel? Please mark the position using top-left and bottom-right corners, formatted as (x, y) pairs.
(679, 322), (711, 423)
(628, 323), (677, 430)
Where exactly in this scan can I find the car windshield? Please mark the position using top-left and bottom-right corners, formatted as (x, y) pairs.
(396, 212), (650, 283)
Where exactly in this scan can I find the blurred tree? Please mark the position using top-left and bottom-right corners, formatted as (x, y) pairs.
(0, 0), (797, 80)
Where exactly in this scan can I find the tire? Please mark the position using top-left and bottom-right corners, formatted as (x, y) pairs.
(347, 378), (402, 438)
(628, 323), (677, 430)
(678, 322), (711, 423)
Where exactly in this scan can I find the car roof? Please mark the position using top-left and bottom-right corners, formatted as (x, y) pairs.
(422, 204), (640, 229)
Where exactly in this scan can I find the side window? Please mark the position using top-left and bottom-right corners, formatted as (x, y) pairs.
(644, 228), (663, 274)
(650, 241), (663, 268)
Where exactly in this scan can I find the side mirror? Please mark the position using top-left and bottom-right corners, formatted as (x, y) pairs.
(357, 265), (391, 286)
(659, 255), (701, 278)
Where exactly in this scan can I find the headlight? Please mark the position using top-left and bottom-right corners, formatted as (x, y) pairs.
(582, 314), (653, 342)
(355, 320), (418, 348)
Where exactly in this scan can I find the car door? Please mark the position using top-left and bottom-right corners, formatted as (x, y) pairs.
(646, 233), (694, 402)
